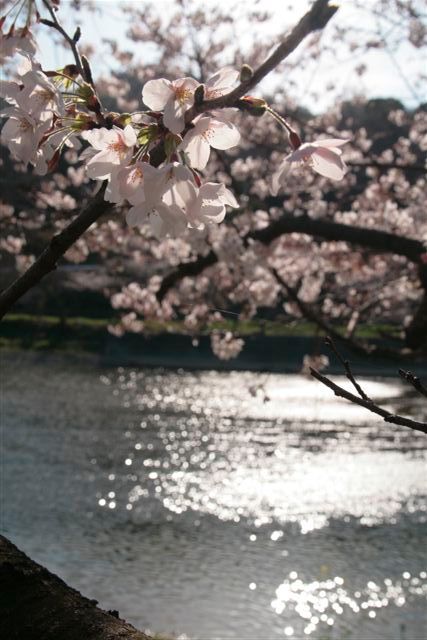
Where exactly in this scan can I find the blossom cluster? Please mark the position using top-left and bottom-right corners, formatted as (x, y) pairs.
(1, 26), (349, 239)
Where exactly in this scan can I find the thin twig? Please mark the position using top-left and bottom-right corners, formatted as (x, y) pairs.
(310, 367), (427, 435)
(324, 335), (371, 400)
(270, 267), (385, 358)
(41, 0), (85, 81)
(398, 369), (427, 399)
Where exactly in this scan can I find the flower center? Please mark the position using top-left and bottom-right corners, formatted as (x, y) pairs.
(35, 88), (55, 106)
(19, 118), (33, 132)
(108, 136), (128, 158)
(129, 167), (144, 183)
(201, 126), (214, 142)
(174, 86), (191, 104)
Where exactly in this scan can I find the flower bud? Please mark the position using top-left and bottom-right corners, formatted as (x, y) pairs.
(194, 84), (205, 105)
(47, 149), (61, 173)
(240, 64), (253, 82)
(288, 130), (301, 150)
(86, 94), (101, 113)
(237, 96), (267, 117)
(113, 113), (132, 127)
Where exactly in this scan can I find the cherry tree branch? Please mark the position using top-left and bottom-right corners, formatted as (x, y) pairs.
(157, 215), (426, 300)
(270, 268), (408, 359)
(347, 161), (427, 173)
(398, 369), (427, 399)
(0, 0), (340, 320)
(186, 0), (338, 119)
(0, 186), (112, 320)
(40, 0), (85, 80)
(310, 366), (427, 435)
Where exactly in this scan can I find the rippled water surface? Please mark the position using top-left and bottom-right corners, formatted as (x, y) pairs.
(2, 351), (427, 639)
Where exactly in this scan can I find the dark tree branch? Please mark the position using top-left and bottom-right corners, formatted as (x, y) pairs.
(248, 215), (425, 260)
(157, 215), (426, 301)
(398, 369), (427, 399)
(347, 161), (427, 173)
(186, 0), (338, 120)
(310, 367), (427, 435)
(0, 186), (112, 320)
(270, 268), (404, 359)
(41, 0), (85, 81)
(324, 335), (371, 400)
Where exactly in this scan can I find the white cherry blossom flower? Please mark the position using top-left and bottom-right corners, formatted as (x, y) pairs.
(115, 162), (152, 205)
(17, 67), (64, 121)
(126, 163), (191, 237)
(142, 77), (198, 134)
(0, 27), (36, 64)
(0, 106), (50, 165)
(81, 125), (137, 180)
(173, 179), (239, 229)
(180, 116), (240, 170)
(0, 80), (21, 105)
(272, 138), (349, 194)
(204, 67), (239, 99)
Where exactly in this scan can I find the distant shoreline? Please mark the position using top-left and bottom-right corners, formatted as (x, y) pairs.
(2, 332), (426, 378)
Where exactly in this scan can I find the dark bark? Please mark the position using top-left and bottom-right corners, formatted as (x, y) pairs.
(310, 369), (427, 435)
(248, 215), (425, 260)
(0, 186), (112, 320)
(0, 535), (150, 640)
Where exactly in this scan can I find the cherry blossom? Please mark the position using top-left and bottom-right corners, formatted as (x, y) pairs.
(204, 67), (240, 99)
(17, 66), (64, 121)
(81, 125), (137, 181)
(272, 138), (350, 194)
(174, 180), (239, 229)
(0, 27), (37, 64)
(211, 331), (244, 360)
(3, 0), (425, 368)
(0, 106), (51, 165)
(180, 116), (241, 170)
(142, 76), (199, 134)
(125, 163), (191, 237)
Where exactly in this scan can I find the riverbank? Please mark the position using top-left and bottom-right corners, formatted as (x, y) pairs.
(1, 313), (426, 376)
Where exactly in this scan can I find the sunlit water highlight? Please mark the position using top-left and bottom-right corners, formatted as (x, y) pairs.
(2, 352), (427, 639)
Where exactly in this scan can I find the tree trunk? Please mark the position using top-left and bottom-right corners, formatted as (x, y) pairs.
(0, 535), (151, 640)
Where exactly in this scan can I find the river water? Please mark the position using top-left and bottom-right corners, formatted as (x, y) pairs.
(2, 351), (427, 639)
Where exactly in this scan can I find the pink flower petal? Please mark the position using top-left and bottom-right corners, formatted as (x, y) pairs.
(142, 78), (173, 110)
(208, 120), (240, 150)
(164, 96), (187, 134)
(182, 134), (211, 169)
(312, 138), (350, 148)
(311, 147), (347, 180)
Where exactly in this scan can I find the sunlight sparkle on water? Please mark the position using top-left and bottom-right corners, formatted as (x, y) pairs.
(96, 369), (426, 533)
(271, 572), (427, 636)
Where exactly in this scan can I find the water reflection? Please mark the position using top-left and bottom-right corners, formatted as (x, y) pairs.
(272, 571), (427, 636)
(97, 368), (426, 532)
(2, 353), (427, 639)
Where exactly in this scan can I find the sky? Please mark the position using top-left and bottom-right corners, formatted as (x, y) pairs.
(35, 0), (426, 113)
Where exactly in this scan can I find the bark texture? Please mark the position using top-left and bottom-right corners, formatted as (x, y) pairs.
(0, 535), (150, 640)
